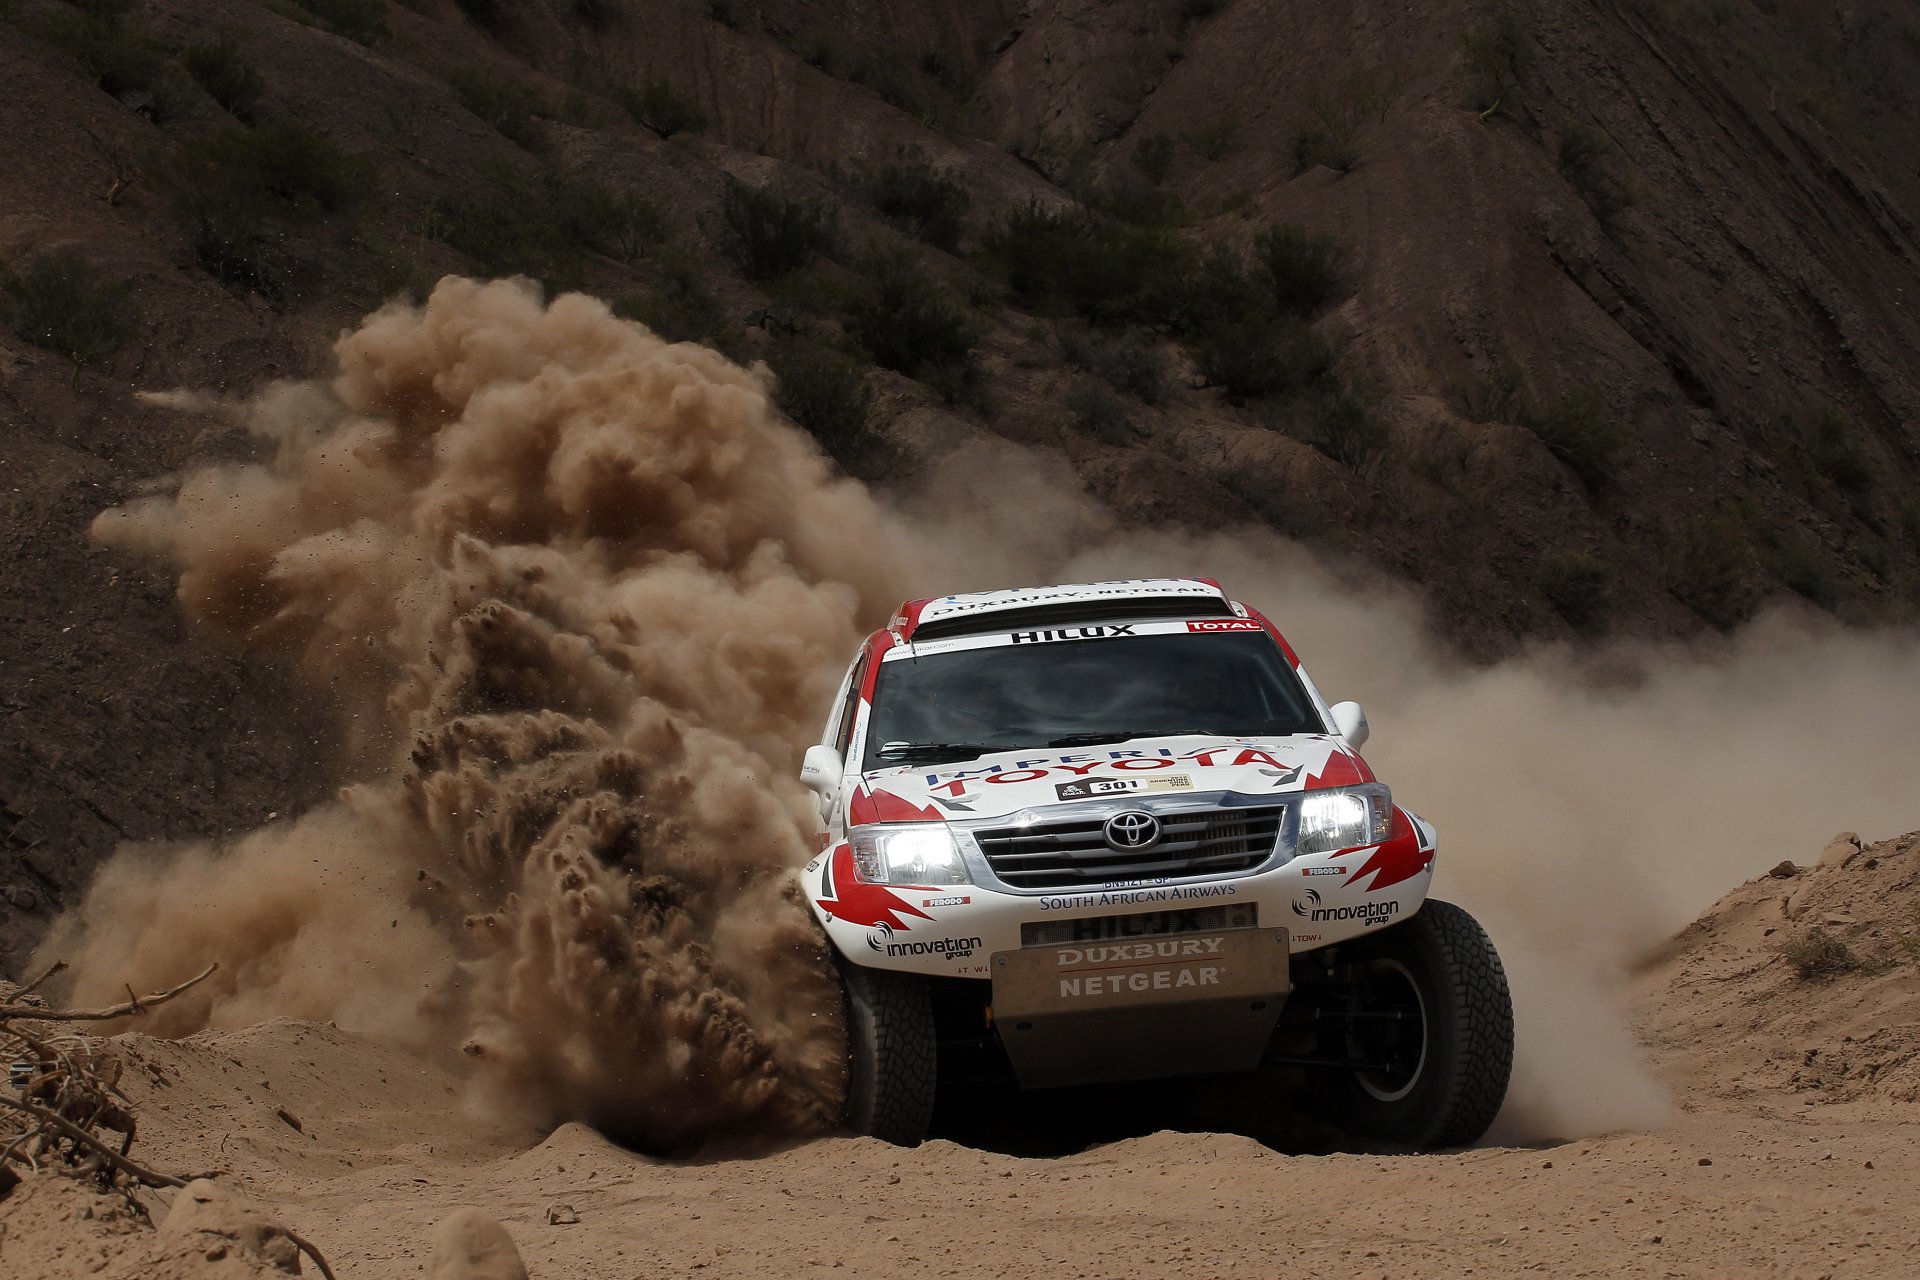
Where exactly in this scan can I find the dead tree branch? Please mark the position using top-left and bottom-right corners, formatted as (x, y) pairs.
(0, 963), (219, 1022)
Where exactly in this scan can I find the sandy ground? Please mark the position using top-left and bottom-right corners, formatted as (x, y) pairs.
(7, 830), (1920, 1279)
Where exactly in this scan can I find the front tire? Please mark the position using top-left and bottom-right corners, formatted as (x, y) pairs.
(1326, 898), (1513, 1148)
(841, 964), (937, 1146)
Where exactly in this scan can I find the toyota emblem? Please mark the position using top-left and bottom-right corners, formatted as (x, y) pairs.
(1104, 810), (1162, 851)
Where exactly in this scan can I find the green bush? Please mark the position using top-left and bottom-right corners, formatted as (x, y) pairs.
(1461, 7), (1531, 117)
(1183, 119), (1241, 162)
(183, 35), (265, 121)
(571, 0), (623, 29)
(1455, 361), (1527, 422)
(1131, 134), (1176, 185)
(302, 0), (388, 45)
(982, 201), (1188, 325)
(766, 336), (873, 460)
(720, 180), (836, 281)
(1669, 513), (1748, 628)
(846, 48), (973, 129)
(1188, 315), (1331, 404)
(1781, 928), (1860, 979)
(614, 256), (737, 351)
(1310, 384), (1386, 468)
(1538, 550), (1610, 630)
(157, 122), (375, 296)
(1525, 386), (1629, 488)
(842, 251), (978, 400)
(36, 3), (193, 120)
(1, 249), (140, 370)
(1056, 325), (1171, 405)
(857, 146), (970, 253)
(1294, 66), (1404, 173)
(1556, 122), (1635, 227)
(1255, 223), (1346, 316)
(620, 77), (707, 138)
(1793, 404), (1876, 493)
(545, 173), (664, 265)
(449, 69), (548, 152)
(1066, 377), (1133, 443)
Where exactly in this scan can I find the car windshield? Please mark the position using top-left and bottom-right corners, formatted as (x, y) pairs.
(863, 630), (1323, 768)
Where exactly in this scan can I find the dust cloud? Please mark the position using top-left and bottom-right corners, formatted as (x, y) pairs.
(44, 276), (1920, 1150)
(48, 277), (927, 1150)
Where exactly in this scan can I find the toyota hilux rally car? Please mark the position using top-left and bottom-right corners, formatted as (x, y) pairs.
(800, 578), (1513, 1148)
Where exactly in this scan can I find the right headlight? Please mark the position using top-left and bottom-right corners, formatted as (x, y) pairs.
(849, 823), (971, 886)
(1296, 784), (1394, 855)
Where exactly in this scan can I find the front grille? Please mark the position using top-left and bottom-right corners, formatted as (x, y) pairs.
(975, 806), (1283, 889)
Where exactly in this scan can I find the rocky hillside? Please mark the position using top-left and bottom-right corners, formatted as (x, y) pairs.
(4, 0), (1920, 968)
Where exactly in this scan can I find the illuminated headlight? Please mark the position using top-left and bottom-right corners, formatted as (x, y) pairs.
(850, 823), (970, 886)
(1296, 784), (1394, 855)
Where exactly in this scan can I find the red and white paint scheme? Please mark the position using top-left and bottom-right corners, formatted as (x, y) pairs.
(799, 578), (1435, 979)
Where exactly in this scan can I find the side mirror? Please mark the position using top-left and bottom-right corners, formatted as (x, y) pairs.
(800, 744), (844, 798)
(1329, 701), (1370, 750)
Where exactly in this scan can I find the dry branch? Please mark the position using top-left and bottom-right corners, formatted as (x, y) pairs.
(0, 1094), (187, 1188)
(0, 963), (218, 1022)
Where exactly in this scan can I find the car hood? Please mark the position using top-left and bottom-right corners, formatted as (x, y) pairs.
(851, 734), (1374, 824)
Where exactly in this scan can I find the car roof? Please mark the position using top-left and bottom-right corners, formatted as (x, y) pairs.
(891, 578), (1236, 642)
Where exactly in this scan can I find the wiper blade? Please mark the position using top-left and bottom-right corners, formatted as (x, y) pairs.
(1046, 729), (1220, 748)
(874, 741), (1002, 764)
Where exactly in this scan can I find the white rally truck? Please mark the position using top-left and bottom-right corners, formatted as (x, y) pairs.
(800, 578), (1513, 1147)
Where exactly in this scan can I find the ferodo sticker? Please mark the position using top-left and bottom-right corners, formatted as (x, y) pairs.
(1054, 773), (1194, 801)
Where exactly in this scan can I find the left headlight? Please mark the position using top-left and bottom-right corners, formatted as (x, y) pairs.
(849, 823), (971, 886)
(1296, 784), (1394, 855)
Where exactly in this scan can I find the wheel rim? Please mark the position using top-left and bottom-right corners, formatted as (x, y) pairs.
(1348, 957), (1428, 1103)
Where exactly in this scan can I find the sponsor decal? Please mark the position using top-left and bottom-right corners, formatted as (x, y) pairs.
(924, 743), (1297, 787)
(1055, 773), (1195, 801)
(1292, 933), (1322, 944)
(1009, 624), (1136, 644)
(1038, 883), (1239, 911)
(1299, 865), (1343, 877)
(867, 920), (982, 959)
(1055, 937), (1225, 965)
(1186, 619), (1264, 633)
(1059, 965), (1221, 998)
(921, 894), (970, 907)
(1290, 888), (1400, 927)
(847, 786), (943, 826)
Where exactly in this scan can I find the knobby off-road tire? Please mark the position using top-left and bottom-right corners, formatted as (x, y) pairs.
(841, 963), (937, 1147)
(1329, 898), (1514, 1148)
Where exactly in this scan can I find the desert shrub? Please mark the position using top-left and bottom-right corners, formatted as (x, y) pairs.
(856, 146), (970, 253)
(1538, 550), (1610, 630)
(157, 122), (374, 295)
(1455, 361), (1527, 422)
(571, 0), (623, 29)
(1556, 122), (1636, 227)
(1669, 513), (1748, 628)
(621, 77), (706, 138)
(847, 48), (973, 128)
(449, 69), (548, 152)
(765, 336), (873, 459)
(1781, 928), (1860, 979)
(614, 257), (737, 351)
(1188, 315), (1331, 404)
(1066, 377), (1133, 443)
(0, 249), (139, 371)
(1255, 223), (1346, 316)
(36, 2), (195, 118)
(1310, 383), (1386, 467)
(1183, 119), (1241, 161)
(1525, 386), (1629, 488)
(842, 251), (978, 400)
(1771, 543), (1833, 607)
(183, 35), (265, 121)
(983, 201), (1188, 324)
(301, 0), (388, 44)
(1293, 64), (1405, 173)
(1461, 6), (1531, 117)
(544, 174), (664, 265)
(453, 0), (512, 33)
(1056, 325), (1171, 405)
(1791, 403), (1876, 493)
(1131, 133), (1176, 185)
(720, 180), (836, 281)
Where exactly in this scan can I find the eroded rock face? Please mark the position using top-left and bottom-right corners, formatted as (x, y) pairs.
(428, 1207), (529, 1280)
(157, 1179), (301, 1275)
